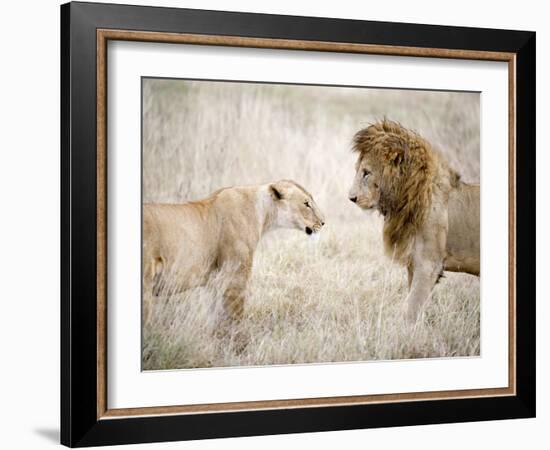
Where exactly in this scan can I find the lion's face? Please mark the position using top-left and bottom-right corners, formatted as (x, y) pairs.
(270, 181), (325, 236)
(348, 156), (381, 211)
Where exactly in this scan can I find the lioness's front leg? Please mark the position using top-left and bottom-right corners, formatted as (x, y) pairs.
(223, 268), (251, 322)
(218, 245), (253, 323)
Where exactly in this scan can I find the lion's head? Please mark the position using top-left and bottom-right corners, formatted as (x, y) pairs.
(349, 120), (458, 262)
(269, 180), (325, 236)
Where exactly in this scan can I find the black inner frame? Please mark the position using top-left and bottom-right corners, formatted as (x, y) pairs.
(61, 2), (535, 447)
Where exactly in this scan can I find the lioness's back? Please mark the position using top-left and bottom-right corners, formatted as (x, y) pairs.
(144, 202), (212, 244)
(143, 201), (220, 289)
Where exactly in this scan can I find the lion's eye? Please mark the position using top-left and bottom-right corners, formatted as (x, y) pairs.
(304, 201), (311, 208)
(362, 169), (371, 178)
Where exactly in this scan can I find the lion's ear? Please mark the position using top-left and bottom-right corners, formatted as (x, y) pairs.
(385, 138), (409, 167)
(388, 151), (403, 167)
(269, 184), (284, 200)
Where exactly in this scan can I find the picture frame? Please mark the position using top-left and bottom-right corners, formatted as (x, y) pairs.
(60, 1), (535, 447)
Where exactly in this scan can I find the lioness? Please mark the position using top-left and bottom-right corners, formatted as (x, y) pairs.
(143, 180), (325, 323)
(348, 120), (479, 323)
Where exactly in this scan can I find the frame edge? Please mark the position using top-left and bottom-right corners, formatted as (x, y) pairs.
(60, 2), (72, 446)
(61, 2), (536, 446)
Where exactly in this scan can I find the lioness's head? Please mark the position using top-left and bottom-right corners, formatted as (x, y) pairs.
(269, 180), (325, 236)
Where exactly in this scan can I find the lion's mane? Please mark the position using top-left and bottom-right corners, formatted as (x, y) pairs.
(353, 119), (460, 263)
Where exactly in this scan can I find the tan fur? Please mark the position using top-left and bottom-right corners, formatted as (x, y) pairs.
(348, 120), (479, 322)
(143, 180), (324, 323)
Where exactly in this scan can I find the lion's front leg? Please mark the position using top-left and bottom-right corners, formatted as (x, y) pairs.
(405, 223), (447, 324)
(407, 262), (414, 289)
(405, 260), (443, 324)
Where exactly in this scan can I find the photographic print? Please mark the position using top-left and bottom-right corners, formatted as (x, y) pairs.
(141, 78), (480, 371)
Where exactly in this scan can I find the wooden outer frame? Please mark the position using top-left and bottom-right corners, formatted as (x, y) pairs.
(62, 1), (535, 447)
(96, 28), (517, 419)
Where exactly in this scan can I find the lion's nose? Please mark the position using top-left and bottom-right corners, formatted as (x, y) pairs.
(349, 196), (357, 203)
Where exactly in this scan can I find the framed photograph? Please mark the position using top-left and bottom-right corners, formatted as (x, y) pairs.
(61, 1), (535, 447)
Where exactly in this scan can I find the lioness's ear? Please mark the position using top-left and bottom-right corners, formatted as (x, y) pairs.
(269, 184), (283, 200)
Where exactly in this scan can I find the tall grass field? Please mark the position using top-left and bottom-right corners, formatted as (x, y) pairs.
(142, 79), (480, 370)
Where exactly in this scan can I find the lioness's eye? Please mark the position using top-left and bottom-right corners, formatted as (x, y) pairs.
(362, 169), (371, 178)
(304, 201), (311, 208)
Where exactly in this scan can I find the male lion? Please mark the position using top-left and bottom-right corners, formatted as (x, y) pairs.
(143, 180), (325, 323)
(348, 120), (479, 323)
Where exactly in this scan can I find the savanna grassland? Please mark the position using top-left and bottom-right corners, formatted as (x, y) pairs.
(142, 79), (480, 370)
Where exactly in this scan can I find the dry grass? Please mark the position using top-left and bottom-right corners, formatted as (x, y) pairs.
(141, 79), (480, 370)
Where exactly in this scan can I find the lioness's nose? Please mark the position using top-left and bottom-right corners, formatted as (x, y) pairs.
(349, 196), (357, 203)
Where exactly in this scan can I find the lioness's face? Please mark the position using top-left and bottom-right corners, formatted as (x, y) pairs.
(348, 157), (380, 210)
(270, 181), (325, 235)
